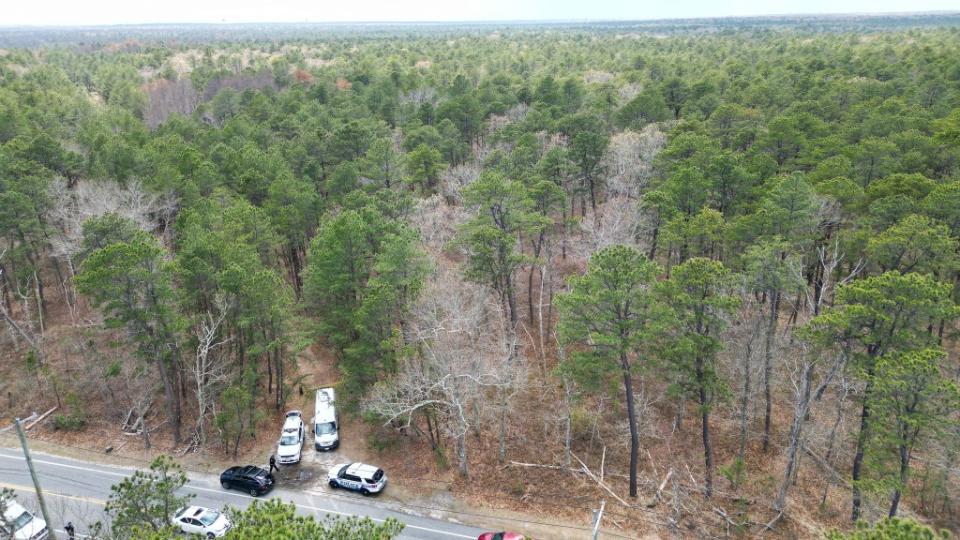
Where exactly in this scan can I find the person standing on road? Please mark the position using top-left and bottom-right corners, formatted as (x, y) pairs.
(269, 454), (278, 475)
(65, 522), (76, 539)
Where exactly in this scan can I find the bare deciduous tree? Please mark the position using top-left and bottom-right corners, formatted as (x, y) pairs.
(603, 125), (665, 200)
(46, 178), (177, 262)
(576, 196), (645, 256)
(399, 87), (437, 106)
(364, 266), (523, 476)
(0, 250), (46, 366)
(439, 163), (481, 205)
(45, 179), (177, 324)
(201, 69), (277, 101)
(190, 295), (232, 449)
(409, 195), (470, 254)
(770, 240), (863, 522)
(142, 77), (201, 129)
(486, 103), (529, 133)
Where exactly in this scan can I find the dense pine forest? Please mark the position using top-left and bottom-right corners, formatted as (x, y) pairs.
(2, 17), (960, 538)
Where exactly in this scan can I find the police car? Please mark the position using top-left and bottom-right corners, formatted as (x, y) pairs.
(327, 462), (387, 495)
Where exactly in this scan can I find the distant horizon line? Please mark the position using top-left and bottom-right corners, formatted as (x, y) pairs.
(2, 10), (960, 30)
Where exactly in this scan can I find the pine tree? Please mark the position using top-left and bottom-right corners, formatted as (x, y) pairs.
(557, 245), (664, 498)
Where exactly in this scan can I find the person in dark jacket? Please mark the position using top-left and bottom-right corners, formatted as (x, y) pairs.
(269, 454), (278, 474)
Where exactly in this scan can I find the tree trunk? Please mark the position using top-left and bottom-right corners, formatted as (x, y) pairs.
(851, 386), (873, 522)
(738, 317), (761, 477)
(889, 445), (910, 517)
(48, 254), (72, 314)
(562, 374), (573, 468)
(265, 327), (274, 395)
(648, 215), (661, 261)
(156, 358), (182, 445)
(587, 177), (597, 213)
(622, 352), (639, 498)
(505, 278), (518, 325)
(820, 377), (848, 507)
(139, 404), (151, 450)
(276, 347), (284, 410)
(696, 357), (714, 499)
(775, 357), (814, 513)
(33, 271), (45, 335)
(527, 264), (536, 323)
(700, 390), (714, 499)
(0, 262), (12, 312)
(498, 388), (508, 464)
(546, 271), (555, 341)
(763, 291), (780, 452)
(456, 431), (468, 477)
(290, 243), (303, 296)
(537, 265), (547, 378)
(812, 255), (825, 316)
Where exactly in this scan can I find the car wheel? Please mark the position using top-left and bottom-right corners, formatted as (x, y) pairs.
(360, 488), (370, 496)
(207, 534), (215, 539)
(220, 480), (230, 490)
(249, 488), (259, 497)
(329, 479), (339, 489)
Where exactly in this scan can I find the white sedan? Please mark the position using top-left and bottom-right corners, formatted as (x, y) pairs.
(171, 506), (232, 538)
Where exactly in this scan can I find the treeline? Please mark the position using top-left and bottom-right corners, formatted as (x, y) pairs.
(3, 14), (960, 47)
(1, 24), (960, 533)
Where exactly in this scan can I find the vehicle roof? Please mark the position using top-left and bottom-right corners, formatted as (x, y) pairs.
(2, 500), (28, 521)
(315, 388), (336, 416)
(239, 465), (266, 476)
(344, 462), (382, 478)
(314, 406), (336, 423)
(177, 506), (216, 518)
(316, 387), (335, 402)
(282, 414), (303, 431)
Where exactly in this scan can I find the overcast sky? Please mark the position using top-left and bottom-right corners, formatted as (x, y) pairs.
(4, 0), (958, 26)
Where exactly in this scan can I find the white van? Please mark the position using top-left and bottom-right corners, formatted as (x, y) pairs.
(313, 387), (339, 451)
(1, 499), (49, 540)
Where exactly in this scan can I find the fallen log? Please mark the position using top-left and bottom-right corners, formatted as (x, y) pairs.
(0, 412), (38, 434)
(506, 460), (633, 480)
(508, 460), (581, 472)
(25, 407), (58, 430)
(121, 406), (136, 431)
(647, 468), (674, 508)
(572, 452), (633, 508)
(801, 444), (850, 487)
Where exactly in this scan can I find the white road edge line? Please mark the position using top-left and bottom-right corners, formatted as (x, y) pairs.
(0, 453), (475, 539)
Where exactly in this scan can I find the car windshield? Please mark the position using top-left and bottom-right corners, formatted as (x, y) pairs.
(198, 510), (220, 526)
(12, 511), (33, 531)
(280, 434), (298, 445)
(316, 422), (336, 434)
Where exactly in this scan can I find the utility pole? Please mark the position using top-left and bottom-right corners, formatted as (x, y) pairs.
(14, 418), (57, 540)
(591, 499), (605, 540)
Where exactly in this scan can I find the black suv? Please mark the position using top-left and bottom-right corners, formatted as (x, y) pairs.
(219, 465), (275, 497)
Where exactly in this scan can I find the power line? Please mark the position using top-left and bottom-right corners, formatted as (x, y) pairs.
(0, 431), (656, 521)
(0, 433), (653, 537)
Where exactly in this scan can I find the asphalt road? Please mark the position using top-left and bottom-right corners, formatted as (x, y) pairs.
(0, 447), (488, 540)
